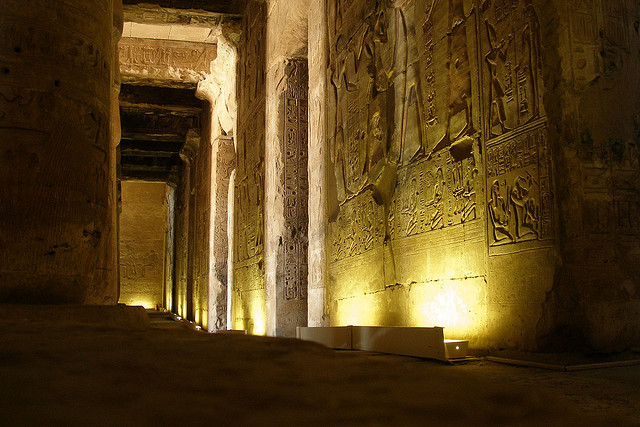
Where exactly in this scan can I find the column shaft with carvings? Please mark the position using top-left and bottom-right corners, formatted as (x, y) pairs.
(274, 59), (309, 337)
(208, 136), (236, 331)
(308, 0), (329, 327)
(0, 0), (116, 303)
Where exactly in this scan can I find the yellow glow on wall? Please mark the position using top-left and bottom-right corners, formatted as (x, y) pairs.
(128, 299), (156, 309)
(166, 293), (172, 313)
(250, 300), (266, 335)
(232, 290), (267, 335)
(408, 279), (486, 340)
(333, 296), (383, 327)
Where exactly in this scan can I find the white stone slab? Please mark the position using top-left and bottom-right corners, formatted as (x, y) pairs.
(296, 326), (352, 349)
(352, 326), (447, 362)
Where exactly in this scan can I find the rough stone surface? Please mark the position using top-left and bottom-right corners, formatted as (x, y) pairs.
(119, 181), (168, 309)
(0, 0), (116, 304)
(0, 304), (149, 329)
(0, 320), (637, 425)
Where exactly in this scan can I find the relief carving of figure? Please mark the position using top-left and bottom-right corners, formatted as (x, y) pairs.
(429, 168), (445, 230)
(510, 173), (540, 239)
(485, 20), (513, 138)
(430, 0), (474, 156)
(488, 180), (512, 242)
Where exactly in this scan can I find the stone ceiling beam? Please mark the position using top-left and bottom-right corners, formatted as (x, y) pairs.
(119, 139), (185, 152)
(120, 84), (204, 110)
(123, 5), (241, 27)
(119, 38), (217, 86)
(120, 149), (179, 158)
(123, 1), (243, 17)
(120, 109), (199, 141)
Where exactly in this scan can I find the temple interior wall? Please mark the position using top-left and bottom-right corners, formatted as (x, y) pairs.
(3, 0), (638, 354)
(315, 0), (640, 351)
(119, 181), (169, 309)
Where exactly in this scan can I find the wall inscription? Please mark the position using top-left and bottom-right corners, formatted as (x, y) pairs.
(283, 59), (309, 300)
(119, 38), (217, 74)
(486, 119), (552, 247)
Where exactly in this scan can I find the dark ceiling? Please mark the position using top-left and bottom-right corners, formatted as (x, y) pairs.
(119, 84), (203, 182)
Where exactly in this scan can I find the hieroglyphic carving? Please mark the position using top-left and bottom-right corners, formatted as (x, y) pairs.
(283, 60), (309, 300)
(480, 0), (544, 139)
(329, 191), (385, 263)
(583, 140), (640, 236)
(602, 0), (629, 50)
(234, 2), (266, 288)
(568, 0), (602, 88)
(327, 0), (483, 263)
(121, 249), (160, 280)
(118, 38), (217, 73)
(389, 148), (479, 239)
(234, 122), (264, 264)
(329, 0), (401, 203)
(486, 119), (552, 246)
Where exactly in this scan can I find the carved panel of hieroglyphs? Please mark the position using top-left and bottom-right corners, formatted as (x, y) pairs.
(567, 0), (602, 88)
(283, 59), (309, 300)
(486, 119), (552, 247)
(119, 38), (217, 73)
(602, 0), (629, 50)
(389, 148), (479, 239)
(480, 0), (545, 139)
(234, 117), (264, 265)
(234, 1), (266, 294)
(120, 249), (160, 280)
(329, 191), (385, 263)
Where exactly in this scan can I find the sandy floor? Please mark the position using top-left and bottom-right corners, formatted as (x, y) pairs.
(0, 314), (638, 426)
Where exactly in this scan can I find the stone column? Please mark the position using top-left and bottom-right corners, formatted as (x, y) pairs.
(0, 0), (115, 303)
(208, 135), (236, 331)
(272, 59), (309, 337)
(264, 0), (311, 337)
(307, 0), (329, 327)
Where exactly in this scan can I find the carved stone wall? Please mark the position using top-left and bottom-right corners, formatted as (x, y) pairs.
(0, 0), (116, 304)
(326, 0), (488, 345)
(118, 181), (168, 308)
(535, 0), (640, 351)
(323, 0), (640, 351)
(232, 0), (267, 335)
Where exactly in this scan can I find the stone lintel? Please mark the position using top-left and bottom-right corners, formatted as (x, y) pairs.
(123, 1), (244, 18)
